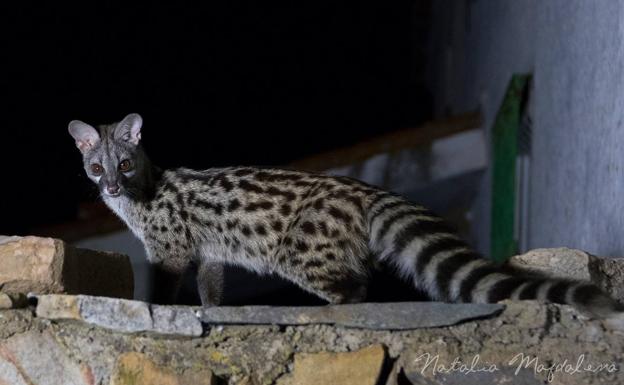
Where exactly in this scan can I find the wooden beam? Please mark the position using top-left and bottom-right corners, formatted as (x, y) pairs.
(289, 111), (483, 172)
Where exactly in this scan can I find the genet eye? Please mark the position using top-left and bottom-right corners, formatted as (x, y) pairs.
(91, 164), (103, 175)
(119, 159), (132, 172)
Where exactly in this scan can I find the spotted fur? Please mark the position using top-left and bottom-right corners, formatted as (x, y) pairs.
(68, 114), (624, 319)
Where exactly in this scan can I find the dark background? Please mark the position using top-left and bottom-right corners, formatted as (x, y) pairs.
(0, 2), (433, 235)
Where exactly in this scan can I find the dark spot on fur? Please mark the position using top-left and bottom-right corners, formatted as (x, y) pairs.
(165, 202), (175, 217)
(300, 221), (317, 235)
(226, 219), (239, 230)
(295, 240), (310, 253)
(346, 195), (363, 212)
(328, 205), (352, 224)
(313, 198), (325, 210)
(266, 186), (297, 200)
(304, 259), (324, 269)
(176, 193), (185, 207)
(255, 223), (267, 236)
(325, 252), (337, 260)
(271, 220), (284, 232)
(315, 243), (331, 252)
(241, 225), (252, 237)
(245, 200), (274, 211)
(194, 199), (224, 215)
(163, 182), (179, 193)
(217, 175), (234, 191)
(238, 180), (264, 194)
(190, 213), (203, 226)
(294, 180), (312, 188)
(186, 191), (196, 205)
(228, 199), (241, 212)
(280, 204), (292, 216)
(254, 171), (303, 182)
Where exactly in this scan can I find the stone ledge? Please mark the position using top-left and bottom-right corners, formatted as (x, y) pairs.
(200, 302), (505, 330)
(35, 294), (203, 337)
(34, 294), (504, 336)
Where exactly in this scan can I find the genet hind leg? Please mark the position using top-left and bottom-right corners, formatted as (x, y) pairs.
(196, 262), (225, 307)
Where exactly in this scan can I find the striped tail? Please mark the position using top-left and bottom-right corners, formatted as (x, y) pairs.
(367, 193), (624, 319)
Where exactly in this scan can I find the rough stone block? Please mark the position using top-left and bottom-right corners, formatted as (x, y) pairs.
(0, 293), (13, 309)
(277, 345), (385, 385)
(152, 305), (204, 336)
(110, 352), (216, 385)
(0, 330), (95, 385)
(0, 235), (133, 299)
(510, 248), (624, 301)
(36, 294), (203, 337)
(0, 292), (28, 309)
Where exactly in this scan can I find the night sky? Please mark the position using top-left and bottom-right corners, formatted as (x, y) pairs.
(1, 2), (431, 235)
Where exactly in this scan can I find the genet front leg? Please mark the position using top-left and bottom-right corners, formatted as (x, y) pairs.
(146, 243), (191, 305)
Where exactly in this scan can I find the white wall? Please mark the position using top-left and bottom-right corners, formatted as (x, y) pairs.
(432, 0), (624, 257)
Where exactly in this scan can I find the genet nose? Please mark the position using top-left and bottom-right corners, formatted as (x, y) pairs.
(107, 185), (120, 195)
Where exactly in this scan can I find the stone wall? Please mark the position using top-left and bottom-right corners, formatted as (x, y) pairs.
(1, 237), (624, 384)
(2, 300), (624, 385)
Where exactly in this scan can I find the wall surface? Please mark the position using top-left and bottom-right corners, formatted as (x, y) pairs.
(432, 1), (624, 257)
(532, 2), (624, 256)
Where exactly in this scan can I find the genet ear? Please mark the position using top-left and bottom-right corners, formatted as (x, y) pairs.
(114, 113), (143, 145)
(68, 120), (100, 153)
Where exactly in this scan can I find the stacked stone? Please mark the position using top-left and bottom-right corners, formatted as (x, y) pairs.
(0, 235), (134, 303)
(2, 237), (624, 384)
